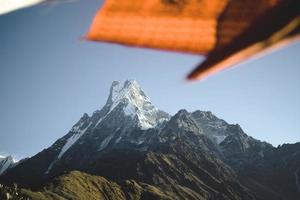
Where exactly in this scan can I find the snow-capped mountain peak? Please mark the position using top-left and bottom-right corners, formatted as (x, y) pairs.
(102, 79), (169, 130)
(108, 80), (147, 101)
(106, 80), (150, 111)
(49, 80), (170, 165)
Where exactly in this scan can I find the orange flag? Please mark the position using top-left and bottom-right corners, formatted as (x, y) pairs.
(86, 0), (300, 80)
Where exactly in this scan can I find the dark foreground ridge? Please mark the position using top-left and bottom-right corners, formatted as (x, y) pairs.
(1, 80), (299, 200)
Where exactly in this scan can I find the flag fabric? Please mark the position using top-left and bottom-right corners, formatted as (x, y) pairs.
(86, 0), (300, 80)
(0, 0), (45, 15)
(0, 0), (75, 16)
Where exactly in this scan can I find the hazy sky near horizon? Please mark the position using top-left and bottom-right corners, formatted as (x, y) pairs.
(0, 0), (299, 160)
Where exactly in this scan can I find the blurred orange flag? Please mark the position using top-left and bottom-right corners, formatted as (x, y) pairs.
(86, 0), (300, 80)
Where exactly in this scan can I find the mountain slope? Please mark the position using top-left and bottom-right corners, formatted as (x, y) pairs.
(22, 171), (172, 200)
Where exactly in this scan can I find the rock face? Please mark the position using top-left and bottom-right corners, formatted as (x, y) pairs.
(1, 80), (299, 200)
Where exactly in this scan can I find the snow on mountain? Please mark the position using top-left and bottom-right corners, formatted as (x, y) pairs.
(91, 79), (170, 134)
(98, 134), (114, 151)
(104, 80), (169, 129)
(51, 80), (170, 164)
(214, 135), (227, 144)
(191, 111), (230, 144)
(39, 79), (277, 176)
(91, 80), (169, 130)
(50, 79), (263, 165)
(58, 122), (93, 159)
(0, 156), (15, 175)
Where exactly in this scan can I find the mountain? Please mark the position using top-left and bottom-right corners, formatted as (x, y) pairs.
(0, 80), (299, 200)
(0, 156), (16, 175)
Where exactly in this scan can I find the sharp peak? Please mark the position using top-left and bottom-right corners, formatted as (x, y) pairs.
(170, 110), (192, 121)
(110, 79), (140, 94)
(176, 109), (190, 115)
(111, 79), (139, 89)
(175, 109), (214, 116)
(94, 80), (168, 130)
(106, 79), (149, 104)
(191, 110), (221, 120)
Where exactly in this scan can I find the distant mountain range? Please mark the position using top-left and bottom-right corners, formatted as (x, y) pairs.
(0, 80), (299, 200)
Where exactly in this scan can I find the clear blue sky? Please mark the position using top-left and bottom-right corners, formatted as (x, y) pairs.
(0, 0), (299, 160)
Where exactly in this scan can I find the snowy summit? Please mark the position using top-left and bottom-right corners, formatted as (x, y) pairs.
(104, 79), (169, 129)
